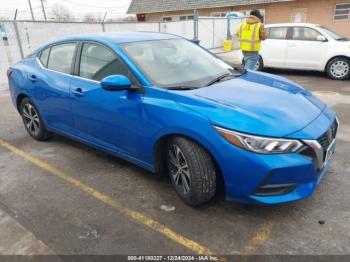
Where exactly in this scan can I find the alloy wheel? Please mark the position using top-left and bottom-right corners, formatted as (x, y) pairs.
(330, 61), (349, 78)
(22, 103), (40, 136)
(168, 145), (191, 194)
(253, 60), (260, 71)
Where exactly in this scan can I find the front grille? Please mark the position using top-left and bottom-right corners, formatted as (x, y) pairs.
(331, 119), (338, 138)
(317, 119), (338, 153)
(300, 118), (338, 172)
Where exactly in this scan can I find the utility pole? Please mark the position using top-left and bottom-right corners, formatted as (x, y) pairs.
(13, 9), (18, 20)
(102, 11), (107, 23)
(193, 9), (198, 43)
(101, 11), (107, 32)
(27, 0), (35, 20)
(40, 0), (47, 21)
(13, 9), (25, 59)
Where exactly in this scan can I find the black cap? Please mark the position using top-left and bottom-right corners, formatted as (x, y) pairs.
(250, 9), (263, 22)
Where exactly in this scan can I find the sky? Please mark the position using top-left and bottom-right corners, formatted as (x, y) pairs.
(0, 0), (132, 20)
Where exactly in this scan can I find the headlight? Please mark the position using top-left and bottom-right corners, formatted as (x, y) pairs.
(214, 126), (304, 154)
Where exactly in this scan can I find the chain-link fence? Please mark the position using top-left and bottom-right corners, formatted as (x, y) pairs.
(1, 21), (23, 89)
(0, 17), (244, 87)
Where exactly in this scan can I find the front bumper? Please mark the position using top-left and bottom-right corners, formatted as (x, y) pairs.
(219, 110), (338, 205)
(249, 159), (332, 204)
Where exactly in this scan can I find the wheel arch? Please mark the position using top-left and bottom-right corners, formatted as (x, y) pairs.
(16, 93), (29, 112)
(259, 54), (264, 66)
(15, 94), (50, 129)
(152, 132), (226, 195)
(324, 55), (350, 72)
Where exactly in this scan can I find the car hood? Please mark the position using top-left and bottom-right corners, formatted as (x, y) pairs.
(167, 71), (326, 137)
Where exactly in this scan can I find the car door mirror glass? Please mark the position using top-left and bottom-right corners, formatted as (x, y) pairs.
(317, 35), (327, 42)
(101, 75), (132, 91)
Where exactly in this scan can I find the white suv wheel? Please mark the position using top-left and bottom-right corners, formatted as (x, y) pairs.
(327, 58), (350, 80)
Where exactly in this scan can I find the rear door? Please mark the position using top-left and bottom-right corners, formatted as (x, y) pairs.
(33, 42), (77, 134)
(260, 26), (289, 68)
(284, 26), (328, 70)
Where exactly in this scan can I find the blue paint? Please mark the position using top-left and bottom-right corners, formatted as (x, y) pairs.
(8, 32), (337, 205)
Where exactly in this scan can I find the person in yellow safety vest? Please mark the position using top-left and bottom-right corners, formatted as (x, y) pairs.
(236, 9), (267, 70)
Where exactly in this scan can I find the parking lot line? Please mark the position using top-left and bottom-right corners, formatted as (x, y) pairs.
(0, 138), (214, 255)
(244, 221), (273, 254)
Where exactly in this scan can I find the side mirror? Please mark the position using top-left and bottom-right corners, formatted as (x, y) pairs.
(101, 75), (132, 91)
(317, 35), (327, 42)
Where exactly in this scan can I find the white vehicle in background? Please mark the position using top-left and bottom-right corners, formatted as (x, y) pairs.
(0, 26), (7, 40)
(251, 23), (350, 80)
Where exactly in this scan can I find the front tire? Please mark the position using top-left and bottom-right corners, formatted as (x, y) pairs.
(20, 97), (53, 141)
(326, 57), (350, 80)
(167, 137), (216, 206)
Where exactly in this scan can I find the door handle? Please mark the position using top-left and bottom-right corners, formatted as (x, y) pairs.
(287, 43), (296, 47)
(28, 74), (38, 82)
(72, 88), (85, 97)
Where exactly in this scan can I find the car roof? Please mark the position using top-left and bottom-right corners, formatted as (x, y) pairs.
(39, 31), (180, 49)
(265, 23), (320, 28)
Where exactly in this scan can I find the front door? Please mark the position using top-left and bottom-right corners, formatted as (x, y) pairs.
(285, 26), (328, 70)
(70, 42), (144, 159)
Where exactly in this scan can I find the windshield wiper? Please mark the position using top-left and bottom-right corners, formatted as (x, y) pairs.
(166, 85), (199, 90)
(205, 73), (238, 87)
(337, 37), (349, 41)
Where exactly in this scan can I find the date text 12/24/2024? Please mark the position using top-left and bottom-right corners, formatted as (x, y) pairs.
(127, 256), (220, 261)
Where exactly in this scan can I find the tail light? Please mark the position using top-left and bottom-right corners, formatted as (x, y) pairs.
(6, 69), (12, 78)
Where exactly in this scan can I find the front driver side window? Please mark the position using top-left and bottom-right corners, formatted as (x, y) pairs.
(79, 43), (129, 81)
(292, 27), (322, 41)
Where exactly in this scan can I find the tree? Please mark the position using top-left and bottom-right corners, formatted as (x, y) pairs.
(106, 16), (136, 23)
(50, 3), (73, 21)
(83, 14), (101, 22)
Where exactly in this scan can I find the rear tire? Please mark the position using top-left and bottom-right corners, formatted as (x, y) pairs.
(255, 56), (264, 71)
(242, 55), (264, 71)
(167, 137), (216, 206)
(20, 97), (53, 141)
(326, 57), (350, 80)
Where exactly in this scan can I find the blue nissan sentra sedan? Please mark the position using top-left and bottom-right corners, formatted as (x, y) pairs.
(7, 32), (338, 206)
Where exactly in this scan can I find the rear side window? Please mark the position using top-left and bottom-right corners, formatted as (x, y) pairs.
(292, 27), (322, 41)
(47, 43), (76, 74)
(268, 27), (288, 40)
(39, 47), (50, 67)
(79, 43), (128, 81)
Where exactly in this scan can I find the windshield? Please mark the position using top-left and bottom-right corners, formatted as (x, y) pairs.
(317, 26), (348, 41)
(121, 39), (234, 88)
